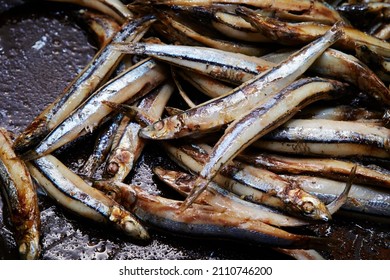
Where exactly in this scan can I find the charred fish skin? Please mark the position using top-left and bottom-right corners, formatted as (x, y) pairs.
(0, 128), (41, 260)
(183, 77), (347, 217)
(24, 58), (167, 160)
(28, 155), (149, 240)
(139, 22), (344, 140)
(13, 15), (156, 154)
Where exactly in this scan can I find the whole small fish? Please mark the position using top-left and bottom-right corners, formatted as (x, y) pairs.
(0, 128), (40, 259)
(24, 58), (167, 160)
(27, 155), (149, 240)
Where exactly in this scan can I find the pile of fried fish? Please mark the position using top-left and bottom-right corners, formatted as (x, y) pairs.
(1, 0), (389, 259)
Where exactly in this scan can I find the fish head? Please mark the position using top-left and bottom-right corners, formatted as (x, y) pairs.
(140, 115), (185, 139)
(298, 195), (332, 222)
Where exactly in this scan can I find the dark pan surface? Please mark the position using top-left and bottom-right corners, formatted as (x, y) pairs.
(0, 1), (389, 260)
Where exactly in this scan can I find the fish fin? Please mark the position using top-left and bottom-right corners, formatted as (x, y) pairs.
(179, 176), (209, 212)
(326, 164), (356, 214)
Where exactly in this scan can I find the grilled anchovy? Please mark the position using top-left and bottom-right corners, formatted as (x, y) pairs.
(151, 0), (345, 25)
(253, 141), (390, 159)
(114, 42), (271, 84)
(283, 175), (390, 217)
(238, 153), (390, 189)
(80, 114), (123, 179)
(24, 58), (167, 160)
(261, 119), (390, 152)
(153, 167), (308, 227)
(238, 6), (390, 57)
(138, 22), (344, 140)
(14, 15), (155, 154)
(0, 128), (40, 260)
(183, 77), (347, 211)
(104, 82), (174, 181)
(27, 155), (149, 239)
(94, 181), (329, 249)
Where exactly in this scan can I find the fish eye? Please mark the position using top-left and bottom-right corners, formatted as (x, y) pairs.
(302, 201), (314, 214)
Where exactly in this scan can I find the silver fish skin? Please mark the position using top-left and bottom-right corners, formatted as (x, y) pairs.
(262, 119), (390, 151)
(139, 22), (344, 140)
(0, 128), (40, 260)
(283, 175), (390, 217)
(114, 42), (270, 84)
(80, 113), (124, 179)
(27, 155), (149, 239)
(105, 83), (174, 181)
(13, 15), (155, 154)
(24, 58), (167, 160)
(182, 77), (347, 216)
(95, 181), (329, 249)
